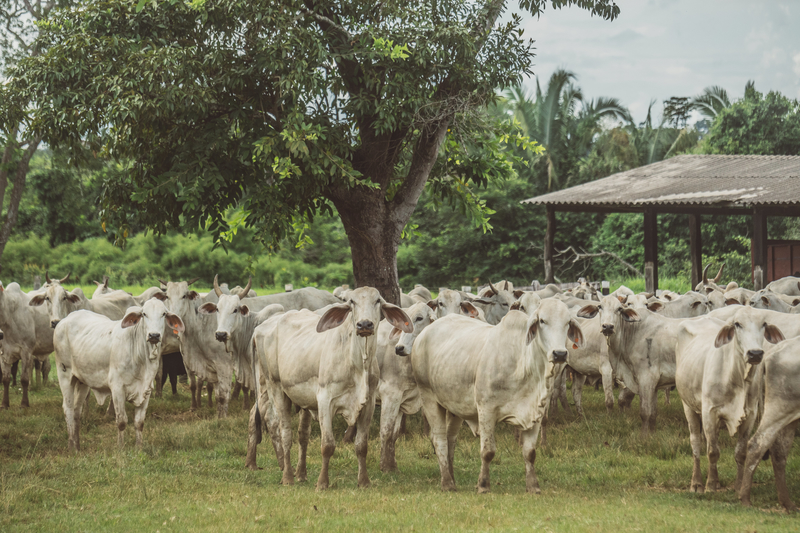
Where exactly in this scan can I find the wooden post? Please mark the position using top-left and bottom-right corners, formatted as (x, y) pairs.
(544, 206), (556, 284)
(644, 209), (658, 294)
(752, 208), (768, 290)
(688, 213), (702, 289)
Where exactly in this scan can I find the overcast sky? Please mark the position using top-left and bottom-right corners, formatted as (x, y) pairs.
(515, 0), (800, 124)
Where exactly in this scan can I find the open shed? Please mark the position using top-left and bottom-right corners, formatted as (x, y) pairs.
(521, 154), (800, 292)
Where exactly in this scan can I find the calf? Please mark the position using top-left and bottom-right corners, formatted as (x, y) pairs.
(675, 307), (783, 493)
(646, 292), (709, 318)
(255, 287), (411, 489)
(53, 299), (184, 450)
(411, 299), (583, 493)
(29, 272), (136, 327)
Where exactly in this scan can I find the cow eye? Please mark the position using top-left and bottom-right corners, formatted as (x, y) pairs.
(142, 313), (147, 318)
(349, 300), (355, 305)
(414, 316), (423, 322)
(233, 308), (239, 314)
(520, 306), (526, 312)
(502, 303), (509, 307)
(45, 297), (50, 302)
(540, 319), (546, 324)
(162, 313), (166, 317)
(597, 305), (602, 310)
(438, 302), (443, 307)
(375, 299), (381, 305)
(734, 322), (742, 328)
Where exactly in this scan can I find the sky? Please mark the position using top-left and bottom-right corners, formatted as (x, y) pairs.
(515, 0), (800, 124)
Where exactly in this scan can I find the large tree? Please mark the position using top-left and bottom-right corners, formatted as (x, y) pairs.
(5, 0), (618, 302)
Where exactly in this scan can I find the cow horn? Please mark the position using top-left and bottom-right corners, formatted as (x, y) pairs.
(239, 276), (252, 300)
(45, 271), (52, 284)
(488, 280), (498, 295)
(702, 264), (711, 285)
(503, 280), (509, 291)
(102, 275), (109, 288)
(213, 274), (223, 297)
(713, 264), (725, 283)
(59, 272), (71, 284)
(186, 277), (201, 286)
(157, 278), (169, 287)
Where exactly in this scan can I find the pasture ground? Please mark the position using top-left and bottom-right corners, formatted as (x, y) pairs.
(1, 357), (797, 532)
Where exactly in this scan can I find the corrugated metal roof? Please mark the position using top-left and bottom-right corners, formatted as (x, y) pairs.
(521, 155), (800, 208)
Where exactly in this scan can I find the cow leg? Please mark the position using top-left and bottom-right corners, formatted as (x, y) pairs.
(682, 403), (704, 493)
(663, 386), (672, 406)
(215, 382), (230, 419)
(638, 378), (658, 433)
(106, 398), (115, 418)
(133, 396), (151, 448)
(10, 360), (18, 387)
(557, 368), (570, 414)
(316, 401), (336, 491)
(549, 367), (563, 415)
(72, 381), (92, 453)
(40, 357), (51, 385)
(1, 373), (10, 409)
(34, 359), (42, 388)
(112, 387), (129, 450)
(207, 381), (214, 408)
(445, 412), (462, 488)
(19, 355), (32, 408)
(168, 368), (178, 395)
(342, 424), (356, 444)
(379, 393), (402, 472)
(734, 411), (759, 491)
(572, 372), (587, 417)
(189, 373), (198, 410)
(272, 388), (295, 485)
(424, 400), (456, 491)
(739, 411), (792, 507)
(770, 421), (798, 512)
(155, 357), (164, 398)
(520, 425), (543, 494)
(265, 399), (284, 471)
(59, 371), (77, 450)
(232, 380), (242, 401)
(477, 415), (497, 493)
(702, 409), (721, 492)
(355, 377), (377, 489)
(245, 403), (261, 470)
(296, 408), (312, 482)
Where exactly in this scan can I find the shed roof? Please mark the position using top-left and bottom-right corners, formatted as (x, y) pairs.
(522, 155), (800, 211)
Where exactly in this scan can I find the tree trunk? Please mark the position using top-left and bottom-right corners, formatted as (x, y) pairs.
(0, 133), (42, 265)
(335, 196), (403, 306)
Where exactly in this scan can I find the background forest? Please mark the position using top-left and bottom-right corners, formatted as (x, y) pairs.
(3, 72), (800, 290)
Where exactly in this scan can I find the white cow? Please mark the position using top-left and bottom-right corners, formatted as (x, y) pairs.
(376, 302), (436, 472)
(53, 299), (184, 450)
(675, 307), (784, 494)
(765, 276), (800, 296)
(0, 282), (38, 408)
(427, 288), (483, 320)
(411, 299), (583, 493)
(255, 287), (411, 489)
(739, 337), (800, 510)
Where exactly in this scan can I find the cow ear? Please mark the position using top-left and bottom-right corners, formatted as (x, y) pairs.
(29, 294), (46, 306)
(691, 301), (704, 308)
(240, 305), (250, 316)
(121, 311), (143, 329)
(617, 295), (628, 304)
(460, 301), (481, 318)
(316, 303), (352, 333)
(526, 315), (539, 345)
(725, 298), (741, 306)
(714, 324), (735, 348)
(198, 303), (217, 315)
(382, 303), (413, 333)
(764, 323), (785, 344)
(510, 301), (521, 311)
(761, 296), (770, 307)
(427, 299), (437, 311)
(792, 299), (800, 306)
(152, 291), (167, 301)
(647, 301), (664, 312)
(389, 327), (402, 340)
(66, 291), (81, 304)
(470, 297), (493, 305)
(513, 289), (525, 299)
(619, 308), (640, 322)
(577, 305), (599, 319)
(568, 319), (584, 349)
(187, 291), (200, 300)
(166, 313), (185, 334)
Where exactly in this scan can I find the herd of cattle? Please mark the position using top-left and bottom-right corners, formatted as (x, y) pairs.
(1, 266), (799, 509)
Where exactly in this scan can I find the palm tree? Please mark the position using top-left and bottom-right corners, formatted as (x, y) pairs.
(690, 86), (731, 120)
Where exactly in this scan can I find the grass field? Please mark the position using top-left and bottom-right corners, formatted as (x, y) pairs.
(1, 356), (798, 533)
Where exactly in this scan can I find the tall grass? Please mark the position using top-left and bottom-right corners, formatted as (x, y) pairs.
(1, 358), (797, 532)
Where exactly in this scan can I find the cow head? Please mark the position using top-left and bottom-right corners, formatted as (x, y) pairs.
(316, 286), (412, 338)
(694, 263), (725, 294)
(471, 281), (516, 324)
(121, 299), (185, 360)
(577, 294), (640, 337)
(199, 276), (254, 351)
(509, 292), (542, 315)
(394, 302), (436, 357)
(525, 299), (584, 364)
(92, 275), (112, 298)
(153, 277), (201, 316)
(713, 306), (784, 365)
(427, 288), (482, 320)
(29, 273), (84, 328)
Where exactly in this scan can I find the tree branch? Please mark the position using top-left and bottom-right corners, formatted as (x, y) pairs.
(556, 245), (643, 277)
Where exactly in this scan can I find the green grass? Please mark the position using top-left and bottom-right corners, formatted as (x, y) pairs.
(20, 284), (308, 298)
(609, 277), (692, 294)
(1, 358), (797, 532)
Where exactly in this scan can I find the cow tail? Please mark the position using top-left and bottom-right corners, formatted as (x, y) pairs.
(252, 336), (262, 444)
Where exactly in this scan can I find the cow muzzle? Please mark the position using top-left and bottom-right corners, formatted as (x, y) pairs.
(356, 320), (374, 337)
(553, 350), (568, 363)
(601, 323), (615, 336)
(147, 333), (161, 344)
(50, 320), (60, 329)
(746, 349), (764, 364)
(395, 345), (408, 357)
(215, 331), (228, 342)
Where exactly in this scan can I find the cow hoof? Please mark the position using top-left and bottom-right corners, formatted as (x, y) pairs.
(477, 486), (491, 494)
(690, 484), (704, 494)
(358, 480), (371, 489)
(315, 483), (329, 491)
(441, 485), (457, 492)
(740, 498), (751, 508)
(281, 476), (294, 486)
(526, 487), (541, 495)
